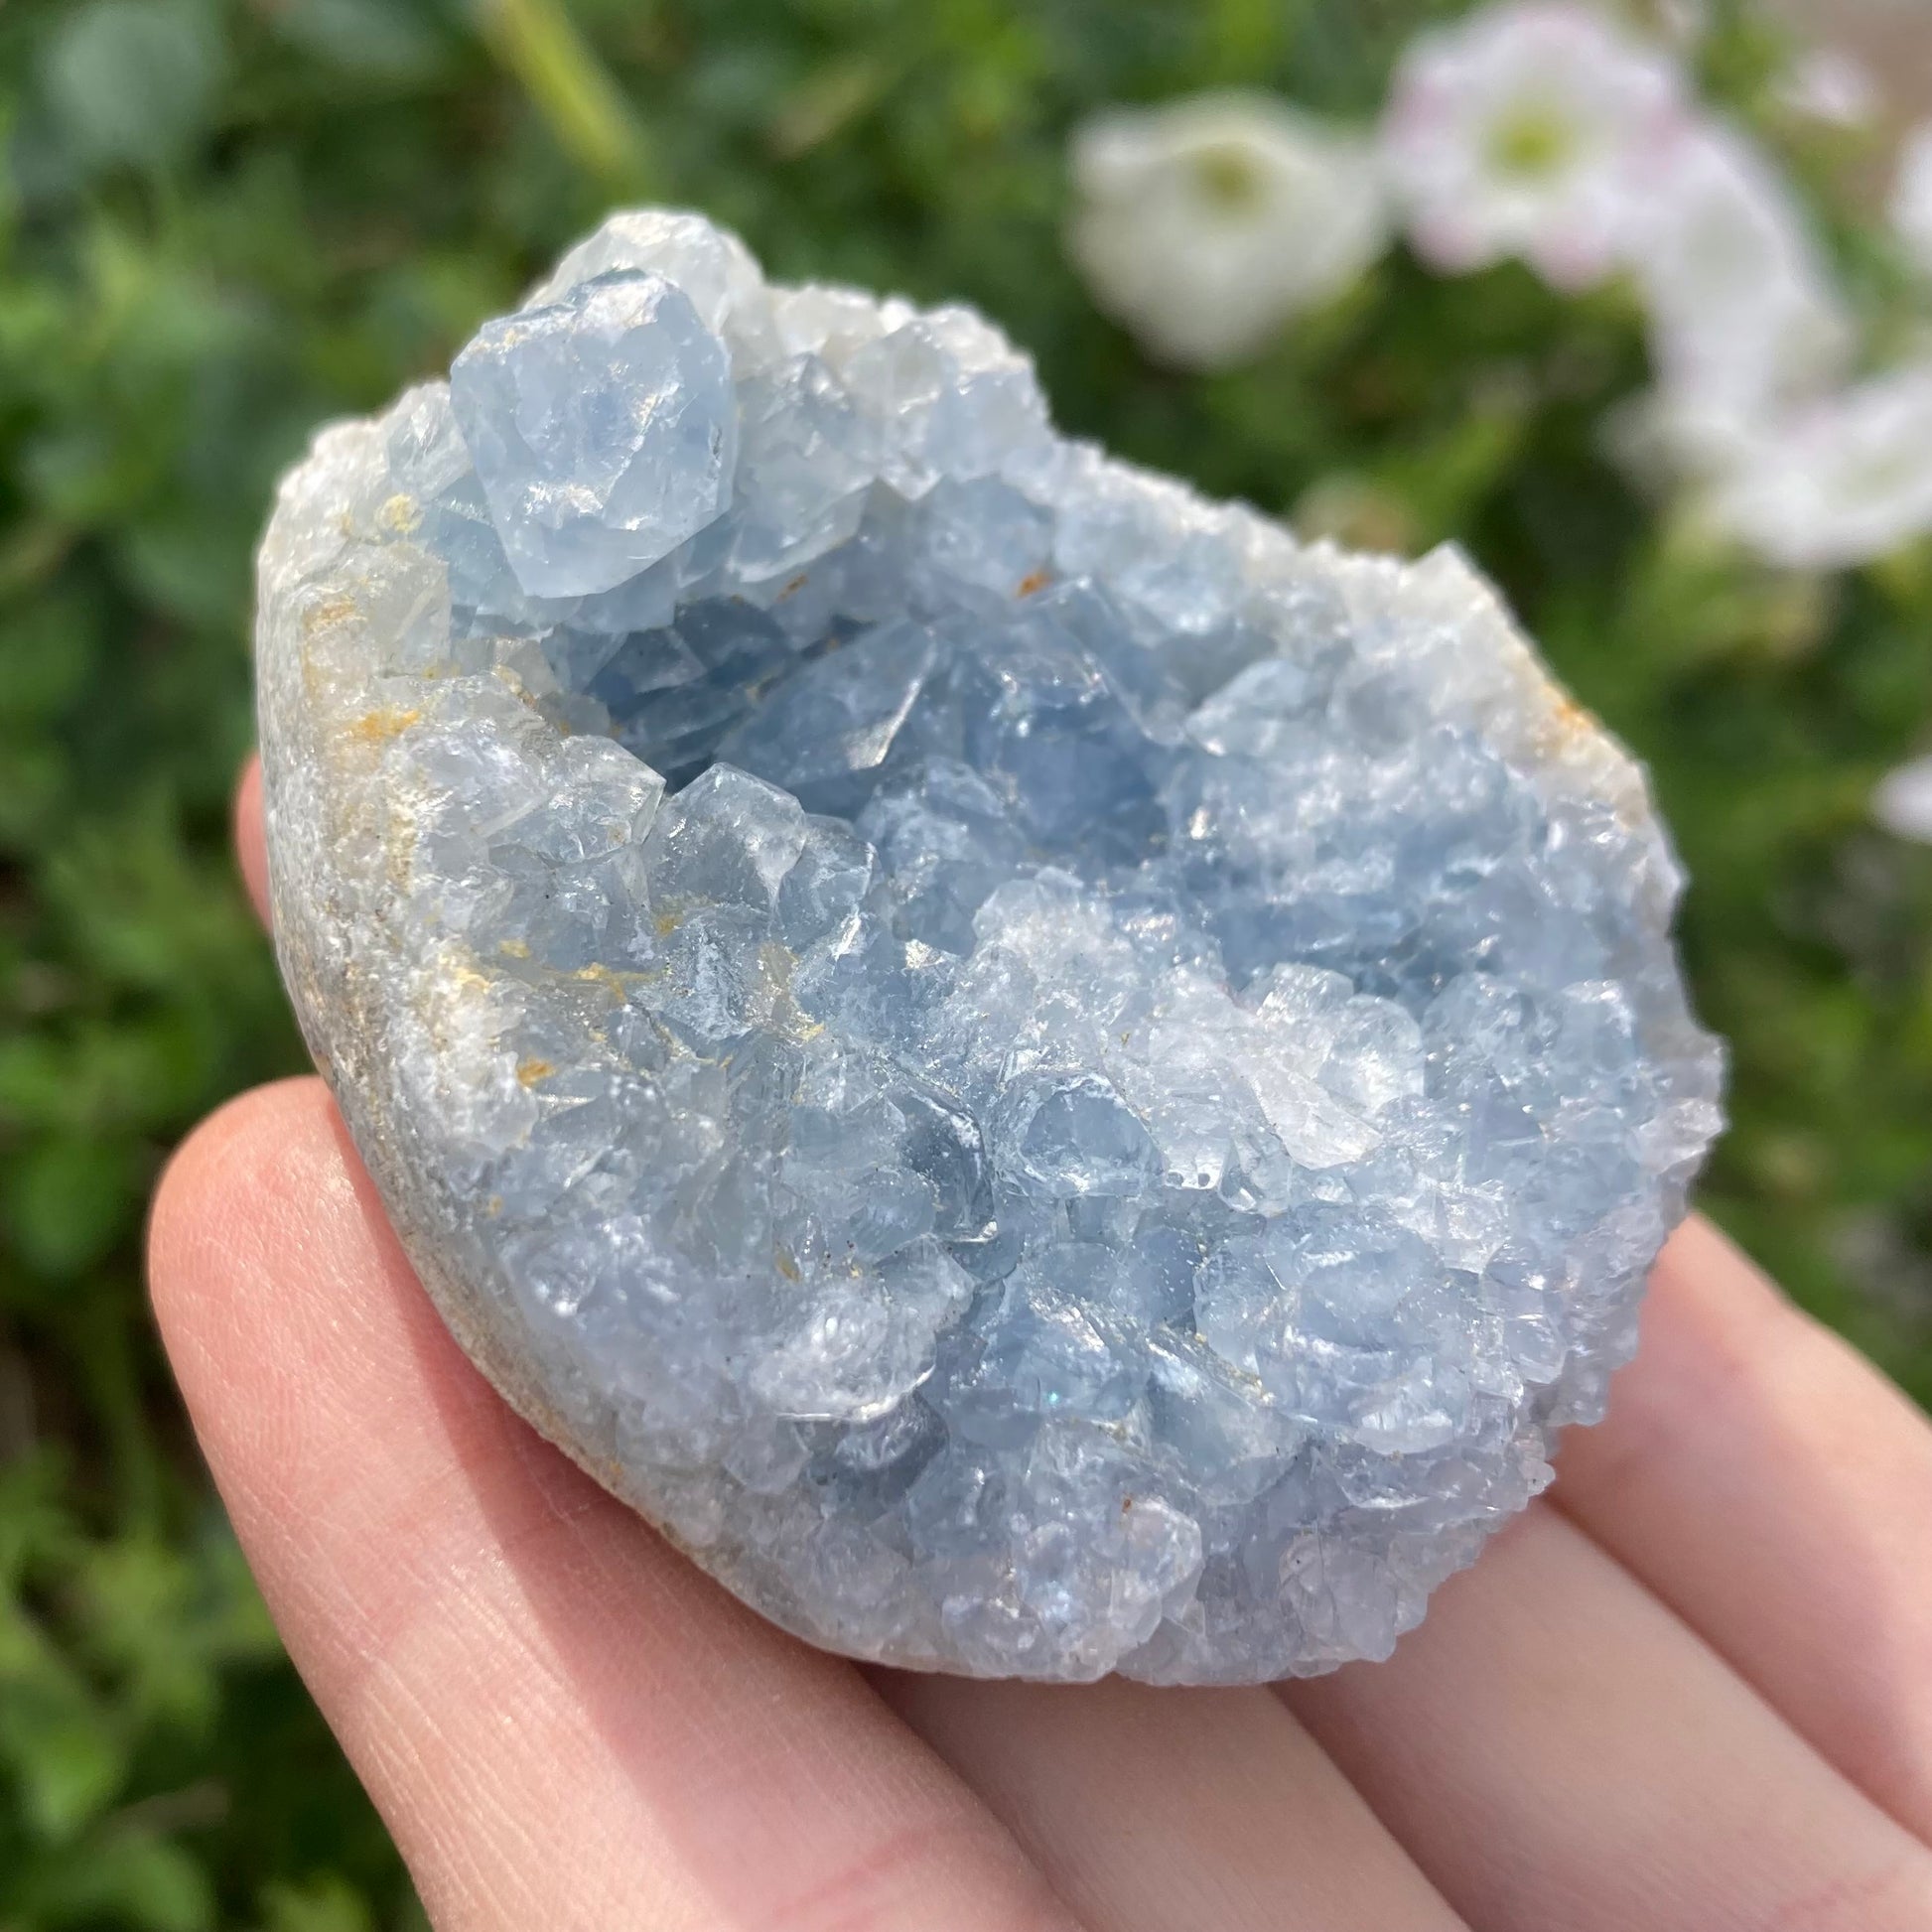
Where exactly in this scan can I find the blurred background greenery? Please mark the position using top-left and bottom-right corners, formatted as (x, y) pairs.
(1, 0), (1929, 1924)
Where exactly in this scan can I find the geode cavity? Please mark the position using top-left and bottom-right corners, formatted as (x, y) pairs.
(255, 209), (1723, 1683)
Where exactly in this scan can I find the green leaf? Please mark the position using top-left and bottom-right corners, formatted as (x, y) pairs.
(15, 1829), (215, 1932)
(266, 0), (454, 80)
(1, 1135), (140, 1280)
(0, 1603), (127, 1841)
(255, 1875), (377, 1932)
(41, 1), (229, 172)
(471, 0), (656, 190)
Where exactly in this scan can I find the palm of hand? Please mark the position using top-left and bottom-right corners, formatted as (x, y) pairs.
(145, 763), (1932, 1931)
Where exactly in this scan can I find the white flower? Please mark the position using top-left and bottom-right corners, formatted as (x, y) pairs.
(1604, 0), (1707, 50)
(1775, 47), (1880, 130)
(1067, 93), (1388, 370)
(1701, 363), (1932, 570)
(1872, 757), (1932, 843)
(1623, 120), (1854, 429)
(1577, 1), (1710, 49)
(1892, 124), (1932, 277)
(1603, 384), (1768, 492)
(1648, 0), (1709, 48)
(1381, 1), (1689, 291)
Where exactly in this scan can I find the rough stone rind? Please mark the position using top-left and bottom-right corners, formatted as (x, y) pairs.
(256, 208), (1723, 1684)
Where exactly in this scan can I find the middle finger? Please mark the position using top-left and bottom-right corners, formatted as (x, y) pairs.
(880, 1671), (1467, 1932)
(1283, 1502), (1932, 1932)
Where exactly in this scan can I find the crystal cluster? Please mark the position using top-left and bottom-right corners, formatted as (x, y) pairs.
(255, 209), (1723, 1683)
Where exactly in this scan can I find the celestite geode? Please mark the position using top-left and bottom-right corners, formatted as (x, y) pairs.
(255, 209), (1723, 1684)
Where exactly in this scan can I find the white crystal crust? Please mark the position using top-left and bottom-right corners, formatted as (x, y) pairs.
(256, 208), (1722, 1684)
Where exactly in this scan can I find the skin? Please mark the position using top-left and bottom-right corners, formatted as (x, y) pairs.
(143, 758), (1932, 1930)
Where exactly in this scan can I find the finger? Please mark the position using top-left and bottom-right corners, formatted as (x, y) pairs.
(1554, 1214), (1932, 1843)
(876, 1673), (1467, 1932)
(1280, 1503), (1932, 1932)
(235, 753), (269, 927)
(149, 1079), (1079, 1932)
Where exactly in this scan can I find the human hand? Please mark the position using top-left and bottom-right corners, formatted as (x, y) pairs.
(144, 759), (1932, 1931)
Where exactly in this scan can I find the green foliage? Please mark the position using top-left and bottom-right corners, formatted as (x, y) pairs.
(0, 0), (1928, 1918)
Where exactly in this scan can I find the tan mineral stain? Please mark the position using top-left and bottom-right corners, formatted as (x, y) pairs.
(572, 961), (632, 1000)
(303, 593), (359, 638)
(1547, 691), (1600, 745)
(379, 492), (424, 536)
(346, 705), (423, 746)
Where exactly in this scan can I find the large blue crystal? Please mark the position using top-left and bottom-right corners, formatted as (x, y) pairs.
(254, 208), (1724, 1683)
(452, 270), (737, 598)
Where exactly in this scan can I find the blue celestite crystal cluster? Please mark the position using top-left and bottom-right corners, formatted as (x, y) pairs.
(254, 210), (1724, 1683)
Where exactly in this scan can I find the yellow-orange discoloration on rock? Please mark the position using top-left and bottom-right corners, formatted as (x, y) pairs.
(346, 705), (423, 747)
(378, 491), (423, 536)
(303, 593), (359, 638)
(1547, 691), (1601, 743)
(571, 961), (631, 1000)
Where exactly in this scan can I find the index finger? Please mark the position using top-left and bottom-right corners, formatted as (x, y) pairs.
(149, 1078), (1076, 1932)
(235, 753), (270, 928)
